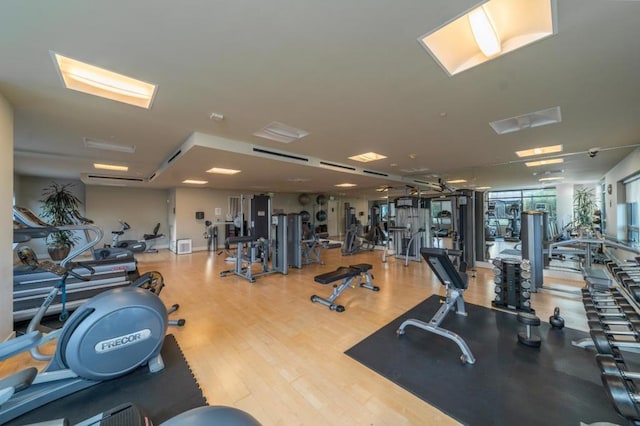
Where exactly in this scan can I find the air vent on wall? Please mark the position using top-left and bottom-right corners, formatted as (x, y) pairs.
(172, 239), (192, 255)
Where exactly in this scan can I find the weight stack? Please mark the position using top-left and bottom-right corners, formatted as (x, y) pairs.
(491, 258), (534, 313)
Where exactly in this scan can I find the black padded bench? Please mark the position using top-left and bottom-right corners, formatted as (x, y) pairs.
(312, 263), (379, 312)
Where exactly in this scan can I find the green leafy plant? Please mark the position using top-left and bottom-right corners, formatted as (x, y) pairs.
(39, 182), (82, 251)
(573, 186), (597, 231)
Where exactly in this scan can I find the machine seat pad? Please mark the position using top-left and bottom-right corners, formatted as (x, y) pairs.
(314, 267), (359, 285)
(349, 263), (372, 272)
(226, 235), (257, 244)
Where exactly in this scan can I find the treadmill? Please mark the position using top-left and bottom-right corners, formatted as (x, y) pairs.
(12, 206), (138, 322)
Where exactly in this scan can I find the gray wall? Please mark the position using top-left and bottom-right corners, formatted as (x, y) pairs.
(1, 93), (14, 341)
(86, 185), (170, 248)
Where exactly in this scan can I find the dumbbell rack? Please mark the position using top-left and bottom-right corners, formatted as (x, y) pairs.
(491, 258), (534, 313)
(579, 276), (640, 424)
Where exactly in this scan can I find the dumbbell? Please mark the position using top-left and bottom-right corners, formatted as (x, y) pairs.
(587, 311), (640, 323)
(582, 287), (627, 301)
(583, 297), (629, 310)
(584, 302), (637, 317)
(584, 294), (633, 306)
(582, 287), (619, 297)
(588, 316), (640, 330)
(589, 329), (640, 356)
(596, 355), (640, 421)
(589, 321), (640, 338)
(517, 312), (541, 347)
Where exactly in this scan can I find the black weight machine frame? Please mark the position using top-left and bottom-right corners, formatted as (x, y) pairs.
(219, 196), (288, 283)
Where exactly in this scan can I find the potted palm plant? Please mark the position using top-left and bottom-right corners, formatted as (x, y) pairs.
(573, 186), (597, 234)
(40, 182), (82, 260)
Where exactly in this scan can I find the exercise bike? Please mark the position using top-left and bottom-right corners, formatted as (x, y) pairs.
(0, 258), (170, 424)
(110, 221), (146, 253)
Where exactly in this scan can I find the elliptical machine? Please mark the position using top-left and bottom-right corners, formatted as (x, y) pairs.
(0, 258), (170, 424)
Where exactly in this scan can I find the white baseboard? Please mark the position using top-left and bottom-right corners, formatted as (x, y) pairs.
(3, 330), (16, 343)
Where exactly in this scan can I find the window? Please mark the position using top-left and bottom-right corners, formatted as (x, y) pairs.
(627, 202), (638, 244)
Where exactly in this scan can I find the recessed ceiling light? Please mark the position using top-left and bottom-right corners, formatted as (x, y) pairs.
(84, 137), (136, 153)
(525, 158), (564, 167)
(446, 179), (467, 184)
(490, 106), (562, 135)
(94, 163), (128, 172)
(52, 52), (157, 109)
(209, 112), (224, 121)
(206, 167), (241, 175)
(253, 122), (309, 143)
(418, 0), (557, 76)
(515, 144), (563, 158)
(182, 179), (208, 184)
(476, 186), (492, 190)
(348, 152), (387, 163)
(539, 176), (564, 181)
(335, 183), (357, 187)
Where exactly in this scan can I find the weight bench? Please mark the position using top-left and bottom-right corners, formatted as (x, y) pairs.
(312, 263), (379, 312)
(396, 247), (476, 365)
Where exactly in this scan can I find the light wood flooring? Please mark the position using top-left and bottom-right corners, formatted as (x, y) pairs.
(2, 248), (591, 425)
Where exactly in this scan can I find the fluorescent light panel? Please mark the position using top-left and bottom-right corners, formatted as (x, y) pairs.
(94, 163), (128, 172)
(253, 122), (309, 143)
(447, 179), (467, 184)
(206, 167), (241, 175)
(418, 0), (557, 76)
(182, 179), (208, 184)
(476, 186), (492, 190)
(348, 152), (387, 163)
(335, 183), (357, 187)
(468, 6), (500, 56)
(491, 107), (562, 135)
(52, 52), (157, 109)
(84, 137), (136, 153)
(525, 158), (563, 167)
(516, 144), (563, 158)
(539, 176), (564, 181)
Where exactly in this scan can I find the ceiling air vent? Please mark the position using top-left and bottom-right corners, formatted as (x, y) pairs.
(319, 161), (356, 171)
(86, 175), (146, 182)
(363, 170), (388, 177)
(490, 106), (562, 135)
(253, 122), (309, 143)
(252, 148), (309, 163)
(166, 150), (182, 164)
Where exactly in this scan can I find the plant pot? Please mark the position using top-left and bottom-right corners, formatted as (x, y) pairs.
(48, 246), (71, 261)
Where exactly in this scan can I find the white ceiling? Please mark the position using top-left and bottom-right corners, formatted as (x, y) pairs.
(2, 0), (639, 198)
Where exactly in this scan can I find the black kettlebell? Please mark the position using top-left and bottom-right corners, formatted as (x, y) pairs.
(549, 307), (565, 329)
